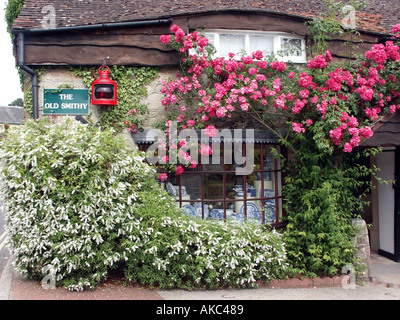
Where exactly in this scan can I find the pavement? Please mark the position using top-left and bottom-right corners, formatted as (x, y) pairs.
(0, 251), (400, 301)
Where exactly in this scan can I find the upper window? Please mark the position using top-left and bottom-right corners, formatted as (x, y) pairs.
(204, 30), (306, 63)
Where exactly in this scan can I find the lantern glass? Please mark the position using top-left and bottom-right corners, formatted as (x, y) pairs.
(94, 85), (114, 100)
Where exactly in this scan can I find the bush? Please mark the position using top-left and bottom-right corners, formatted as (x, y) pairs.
(0, 118), (287, 290)
(0, 118), (154, 290)
(283, 158), (360, 277)
(122, 188), (288, 289)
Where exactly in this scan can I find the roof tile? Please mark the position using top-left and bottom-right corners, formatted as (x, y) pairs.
(12, 0), (400, 35)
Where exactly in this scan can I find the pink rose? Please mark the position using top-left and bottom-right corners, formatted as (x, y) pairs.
(292, 122), (305, 133)
(343, 143), (353, 153)
(199, 143), (212, 156)
(203, 125), (218, 138)
(176, 165), (184, 175)
(252, 50), (264, 60)
(160, 35), (171, 44)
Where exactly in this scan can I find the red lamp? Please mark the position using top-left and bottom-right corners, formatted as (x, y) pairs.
(91, 66), (117, 106)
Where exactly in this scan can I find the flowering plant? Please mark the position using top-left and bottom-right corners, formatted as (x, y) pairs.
(157, 22), (400, 277)
(157, 24), (400, 177)
(0, 117), (288, 290)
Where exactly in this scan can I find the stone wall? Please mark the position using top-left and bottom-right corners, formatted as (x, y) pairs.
(140, 67), (177, 129)
(352, 218), (371, 280)
(36, 67), (177, 130)
(35, 67), (175, 148)
(38, 68), (101, 123)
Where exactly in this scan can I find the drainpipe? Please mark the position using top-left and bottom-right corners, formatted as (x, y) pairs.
(16, 32), (39, 120)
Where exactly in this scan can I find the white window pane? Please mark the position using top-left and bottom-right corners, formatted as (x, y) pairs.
(202, 33), (216, 57)
(249, 35), (274, 57)
(205, 33), (215, 46)
(220, 34), (245, 57)
(281, 38), (302, 57)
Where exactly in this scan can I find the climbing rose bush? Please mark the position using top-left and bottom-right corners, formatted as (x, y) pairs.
(156, 24), (400, 277)
(157, 24), (400, 176)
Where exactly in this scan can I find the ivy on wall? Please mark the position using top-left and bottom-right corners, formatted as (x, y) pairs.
(71, 65), (160, 132)
(24, 65), (160, 132)
(6, 0), (28, 90)
(23, 67), (45, 116)
(7, 1), (160, 129)
(5, 0), (25, 34)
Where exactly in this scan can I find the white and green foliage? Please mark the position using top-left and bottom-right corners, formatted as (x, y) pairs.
(0, 118), (153, 290)
(123, 193), (288, 289)
(0, 118), (287, 290)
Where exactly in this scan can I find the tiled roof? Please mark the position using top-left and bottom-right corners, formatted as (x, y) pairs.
(12, 0), (400, 35)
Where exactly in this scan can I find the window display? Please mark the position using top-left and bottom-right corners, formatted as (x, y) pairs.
(164, 143), (285, 225)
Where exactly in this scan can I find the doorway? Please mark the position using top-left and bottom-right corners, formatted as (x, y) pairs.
(376, 149), (395, 257)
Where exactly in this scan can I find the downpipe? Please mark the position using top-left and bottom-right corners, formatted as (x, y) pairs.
(16, 32), (39, 121)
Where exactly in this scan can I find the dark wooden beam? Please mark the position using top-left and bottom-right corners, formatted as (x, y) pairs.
(24, 44), (180, 66)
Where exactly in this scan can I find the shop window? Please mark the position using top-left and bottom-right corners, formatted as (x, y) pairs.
(134, 130), (286, 226)
(166, 143), (285, 226)
(167, 144), (283, 224)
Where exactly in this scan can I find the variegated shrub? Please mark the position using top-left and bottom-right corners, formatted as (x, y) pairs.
(0, 118), (287, 290)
